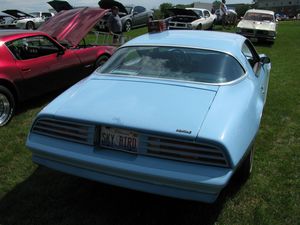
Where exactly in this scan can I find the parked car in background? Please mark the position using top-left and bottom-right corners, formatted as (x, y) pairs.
(0, 8), (116, 126)
(167, 8), (216, 30)
(0, 14), (16, 29)
(30, 12), (54, 21)
(2, 10), (45, 29)
(97, 0), (153, 32)
(236, 9), (277, 42)
(26, 29), (271, 203)
(275, 13), (287, 21)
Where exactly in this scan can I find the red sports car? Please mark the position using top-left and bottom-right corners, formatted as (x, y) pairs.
(0, 8), (116, 126)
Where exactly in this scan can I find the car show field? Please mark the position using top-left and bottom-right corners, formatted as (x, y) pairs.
(0, 20), (299, 225)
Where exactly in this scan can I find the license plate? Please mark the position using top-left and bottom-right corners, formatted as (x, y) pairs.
(100, 127), (139, 153)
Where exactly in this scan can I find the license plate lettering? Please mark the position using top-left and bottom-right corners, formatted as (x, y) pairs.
(101, 133), (115, 147)
(100, 127), (138, 152)
(119, 136), (137, 149)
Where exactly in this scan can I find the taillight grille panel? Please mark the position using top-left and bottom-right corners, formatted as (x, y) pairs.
(32, 118), (95, 145)
(32, 119), (229, 167)
(144, 136), (229, 167)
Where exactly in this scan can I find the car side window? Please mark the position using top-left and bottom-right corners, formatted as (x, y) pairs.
(134, 6), (145, 14)
(204, 10), (210, 17)
(6, 35), (60, 60)
(242, 40), (260, 75)
(42, 13), (51, 18)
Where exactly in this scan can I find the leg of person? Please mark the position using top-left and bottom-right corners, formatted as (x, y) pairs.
(222, 14), (226, 29)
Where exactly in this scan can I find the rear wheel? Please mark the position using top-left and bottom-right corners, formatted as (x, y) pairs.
(95, 55), (109, 69)
(235, 145), (254, 182)
(124, 20), (131, 32)
(26, 21), (35, 30)
(197, 24), (202, 30)
(0, 86), (15, 126)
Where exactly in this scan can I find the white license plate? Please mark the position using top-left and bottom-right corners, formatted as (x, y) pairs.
(100, 127), (139, 152)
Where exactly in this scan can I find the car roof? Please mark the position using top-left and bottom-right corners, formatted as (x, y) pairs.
(0, 30), (47, 42)
(123, 30), (247, 67)
(246, 9), (274, 15)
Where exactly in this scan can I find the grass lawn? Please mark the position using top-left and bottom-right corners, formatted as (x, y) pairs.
(0, 21), (299, 225)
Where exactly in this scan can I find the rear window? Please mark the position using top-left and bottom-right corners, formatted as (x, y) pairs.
(244, 12), (274, 22)
(98, 46), (245, 84)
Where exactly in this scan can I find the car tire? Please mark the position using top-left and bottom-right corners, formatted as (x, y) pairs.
(26, 21), (35, 30)
(235, 145), (254, 182)
(95, 55), (109, 69)
(197, 24), (202, 30)
(124, 20), (132, 32)
(0, 85), (15, 127)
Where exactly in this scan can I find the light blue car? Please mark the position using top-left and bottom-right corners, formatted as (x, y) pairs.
(26, 30), (271, 203)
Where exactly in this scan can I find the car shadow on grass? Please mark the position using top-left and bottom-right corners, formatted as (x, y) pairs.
(15, 90), (63, 116)
(0, 167), (248, 225)
(253, 41), (274, 48)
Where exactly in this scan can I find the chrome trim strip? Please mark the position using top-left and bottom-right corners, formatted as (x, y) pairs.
(100, 45), (248, 86)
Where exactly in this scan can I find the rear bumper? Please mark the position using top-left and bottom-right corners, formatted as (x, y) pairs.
(237, 30), (276, 41)
(27, 134), (233, 203)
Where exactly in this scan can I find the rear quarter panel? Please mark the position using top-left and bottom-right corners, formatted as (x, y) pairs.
(73, 46), (115, 67)
(198, 74), (264, 168)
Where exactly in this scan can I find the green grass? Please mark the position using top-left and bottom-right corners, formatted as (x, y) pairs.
(0, 22), (299, 225)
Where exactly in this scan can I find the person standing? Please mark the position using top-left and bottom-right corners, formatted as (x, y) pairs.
(107, 6), (122, 44)
(220, 0), (228, 29)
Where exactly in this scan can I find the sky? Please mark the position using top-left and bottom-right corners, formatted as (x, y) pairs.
(0, 0), (253, 12)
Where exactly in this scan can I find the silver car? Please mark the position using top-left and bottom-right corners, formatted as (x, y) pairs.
(97, 0), (153, 32)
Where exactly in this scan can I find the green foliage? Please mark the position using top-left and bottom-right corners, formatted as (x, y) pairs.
(174, 3), (193, 9)
(213, 0), (221, 10)
(152, 9), (163, 19)
(159, 2), (173, 18)
(235, 4), (252, 18)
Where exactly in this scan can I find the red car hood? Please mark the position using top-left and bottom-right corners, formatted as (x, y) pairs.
(38, 7), (108, 47)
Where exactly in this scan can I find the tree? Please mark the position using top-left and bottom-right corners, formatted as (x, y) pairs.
(212, 0), (221, 11)
(235, 4), (252, 18)
(175, 3), (193, 9)
(159, 3), (173, 18)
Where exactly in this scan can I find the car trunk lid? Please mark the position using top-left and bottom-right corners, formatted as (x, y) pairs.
(98, 0), (128, 14)
(167, 8), (199, 18)
(47, 0), (73, 12)
(2, 10), (34, 19)
(53, 76), (218, 141)
(238, 19), (276, 31)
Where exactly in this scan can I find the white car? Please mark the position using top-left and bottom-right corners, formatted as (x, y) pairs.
(236, 9), (277, 42)
(167, 8), (216, 30)
(30, 12), (54, 21)
(2, 10), (45, 29)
